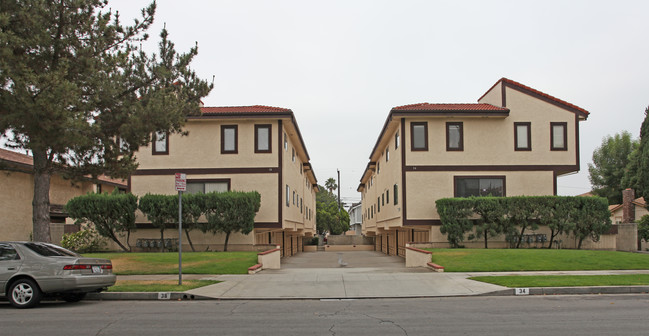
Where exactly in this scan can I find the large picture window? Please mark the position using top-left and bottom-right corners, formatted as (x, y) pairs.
(454, 176), (505, 197)
(221, 125), (238, 154)
(514, 122), (531, 151)
(255, 124), (272, 153)
(410, 122), (428, 151)
(186, 179), (230, 194)
(551, 122), (567, 151)
(446, 122), (463, 151)
(152, 131), (168, 155)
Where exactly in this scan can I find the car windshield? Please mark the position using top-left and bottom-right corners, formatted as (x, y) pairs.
(23, 243), (79, 257)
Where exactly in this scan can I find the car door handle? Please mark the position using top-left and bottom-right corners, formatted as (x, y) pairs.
(8, 267), (16, 270)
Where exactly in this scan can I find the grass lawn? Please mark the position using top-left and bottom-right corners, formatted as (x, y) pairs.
(84, 251), (258, 275)
(107, 280), (220, 292)
(426, 249), (649, 272)
(469, 274), (649, 287)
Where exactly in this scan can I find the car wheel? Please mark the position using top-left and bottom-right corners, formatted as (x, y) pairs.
(8, 279), (42, 309)
(61, 293), (87, 303)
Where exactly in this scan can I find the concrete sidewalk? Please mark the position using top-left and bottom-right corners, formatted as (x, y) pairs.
(99, 251), (649, 300)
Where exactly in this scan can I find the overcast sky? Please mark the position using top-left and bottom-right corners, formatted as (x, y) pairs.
(106, 0), (649, 204)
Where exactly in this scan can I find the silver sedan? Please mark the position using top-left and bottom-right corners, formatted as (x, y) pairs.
(0, 242), (116, 308)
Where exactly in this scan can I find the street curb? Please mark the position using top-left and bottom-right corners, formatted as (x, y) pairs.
(88, 286), (649, 301)
(87, 292), (212, 301)
(480, 286), (649, 296)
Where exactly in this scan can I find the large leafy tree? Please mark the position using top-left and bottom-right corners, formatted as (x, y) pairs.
(588, 131), (638, 204)
(0, 0), (212, 242)
(65, 189), (138, 252)
(622, 106), (649, 201)
(201, 191), (261, 252)
(315, 183), (349, 235)
(138, 193), (178, 252)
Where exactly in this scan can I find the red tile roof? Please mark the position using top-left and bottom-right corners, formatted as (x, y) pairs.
(0, 148), (126, 186)
(392, 103), (508, 112)
(201, 105), (292, 115)
(0, 148), (33, 167)
(480, 78), (589, 116)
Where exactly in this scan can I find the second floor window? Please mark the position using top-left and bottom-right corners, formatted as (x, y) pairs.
(411, 122), (428, 151)
(255, 124), (272, 153)
(221, 125), (238, 154)
(514, 122), (531, 151)
(153, 131), (168, 155)
(446, 122), (463, 151)
(551, 122), (567, 151)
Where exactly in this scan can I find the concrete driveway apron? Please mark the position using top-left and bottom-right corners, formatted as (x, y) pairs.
(186, 251), (505, 299)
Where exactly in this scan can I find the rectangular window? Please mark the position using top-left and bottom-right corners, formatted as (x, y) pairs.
(284, 132), (288, 151)
(187, 179), (230, 194)
(221, 125), (238, 154)
(292, 147), (295, 162)
(394, 184), (398, 205)
(386, 148), (389, 162)
(395, 131), (400, 149)
(293, 191), (296, 205)
(411, 122), (428, 151)
(377, 162), (380, 174)
(377, 197), (380, 212)
(454, 176), (505, 197)
(381, 193), (384, 206)
(153, 131), (168, 155)
(386, 190), (389, 204)
(300, 198), (303, 213)
(446, 122), (463, 151)
(286, 185), (290, 207)
(551, 122), (568, 151)
(255, 124), (272, 153)
(514, 122), (531, 151)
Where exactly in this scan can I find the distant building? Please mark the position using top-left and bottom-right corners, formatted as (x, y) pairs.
(358, 78), (589, 255)
(128, 105), (318, 257)
(0, 148), (126, 244)
(347, 202), (362, 235)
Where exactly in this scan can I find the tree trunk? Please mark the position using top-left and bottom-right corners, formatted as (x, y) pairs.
(126, 229), (132, 252)
(516, 225), (526, 249)
(32, 148), (51, 242)
(223, 231), (231, 252)
(484, 229), (488, 249)
(160, 228), (165, 252)
(578, 236), (584, 249)
(185, 229), (196, 252)
(548, 229), (557, 249)
(106, 228), (130, 252)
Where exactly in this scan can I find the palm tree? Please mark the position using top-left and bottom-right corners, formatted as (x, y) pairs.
(325, 178), (338, 194)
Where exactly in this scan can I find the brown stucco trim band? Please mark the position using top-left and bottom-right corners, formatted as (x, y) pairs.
(404, 165), (578, 172)
(133, 167), (280, 175)
(255, 222), (282, 229)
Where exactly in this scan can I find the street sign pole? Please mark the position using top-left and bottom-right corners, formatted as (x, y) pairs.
(178, 189), (182, 286)
(175, 173), (186, 286)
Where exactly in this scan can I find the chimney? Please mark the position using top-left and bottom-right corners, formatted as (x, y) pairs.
(622, 188), (635, 223)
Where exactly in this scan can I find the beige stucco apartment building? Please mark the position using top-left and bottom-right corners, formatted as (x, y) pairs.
(0, 148), (127, 244)
(358, 78), (589, 255)
(128, 105), (317, 257)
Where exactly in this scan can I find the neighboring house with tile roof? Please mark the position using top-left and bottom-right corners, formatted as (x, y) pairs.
(128, 105), (318, 256)
(0, 148), (127, 244)
(358, 78), (590, 255)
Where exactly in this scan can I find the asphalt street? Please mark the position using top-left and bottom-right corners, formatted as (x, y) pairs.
(2, 295), (648, 335)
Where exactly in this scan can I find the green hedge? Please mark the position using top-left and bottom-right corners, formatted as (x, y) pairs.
(436, 196), (611, 249)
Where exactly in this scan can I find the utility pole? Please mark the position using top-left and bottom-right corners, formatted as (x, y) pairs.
(337, 169), (341, 213)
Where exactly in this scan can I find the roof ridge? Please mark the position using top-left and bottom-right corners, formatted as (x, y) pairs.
(479, 77), (589, 116)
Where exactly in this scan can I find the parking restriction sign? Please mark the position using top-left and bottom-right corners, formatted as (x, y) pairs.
(175, 173), (186, 191)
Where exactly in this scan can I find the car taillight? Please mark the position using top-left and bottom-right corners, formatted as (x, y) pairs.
(63, 265), (112, 270)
